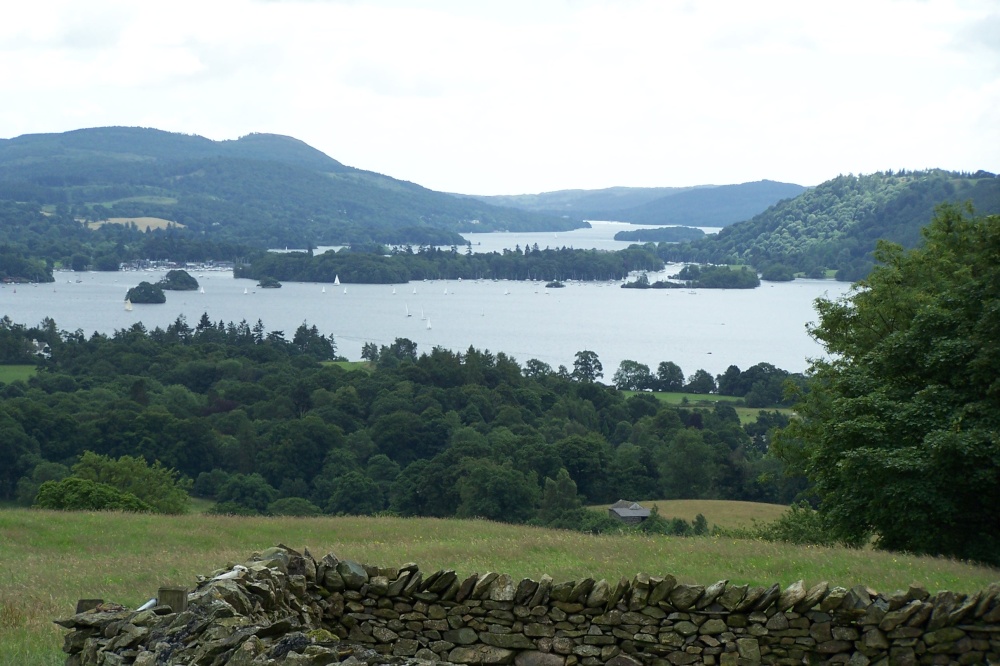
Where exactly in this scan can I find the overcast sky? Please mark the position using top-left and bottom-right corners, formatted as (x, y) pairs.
(2, 0), (998, 195)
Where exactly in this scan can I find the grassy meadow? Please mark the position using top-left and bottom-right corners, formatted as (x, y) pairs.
(0, 365), (36, 384)
(619, 390), (794, 424)
(2, 509), (999, 666)
(591, 498), (790, 530)
(86, 216), (182, 231)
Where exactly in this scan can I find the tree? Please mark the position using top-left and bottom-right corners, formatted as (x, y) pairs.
(455, 459), (539, 523)
(685, 369), (716, 394)
(776, 205), (1000, 564)
(572, 350), (603, 383)
(612, 360), (654, 391)
(656, 361), (685, 392)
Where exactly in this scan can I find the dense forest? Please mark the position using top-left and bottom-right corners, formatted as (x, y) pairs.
(0, 315), (802, 529)
(0, 127), (583, 250)
(658, 170), (1000, 280)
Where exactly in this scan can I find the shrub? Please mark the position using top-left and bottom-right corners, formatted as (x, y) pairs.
(34, 477), (152, 512)
(268, 497), (322, 517)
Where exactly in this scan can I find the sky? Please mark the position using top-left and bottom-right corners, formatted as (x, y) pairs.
(1, 0), (998, 195)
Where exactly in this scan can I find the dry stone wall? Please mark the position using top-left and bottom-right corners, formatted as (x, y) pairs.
(56, 545), (1000, 666)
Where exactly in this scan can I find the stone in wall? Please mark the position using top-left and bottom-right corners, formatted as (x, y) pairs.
(56, 545), (1000, 666)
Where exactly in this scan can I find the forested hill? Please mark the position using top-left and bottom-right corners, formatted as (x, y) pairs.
(467, 180), (806, 227)
(658, 170), (1000, 280)
(0, 127), (583, 248)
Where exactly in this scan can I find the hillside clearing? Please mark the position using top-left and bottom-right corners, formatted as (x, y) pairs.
(590, 499), (790, 530)
(87, 216), (183, 231)
(0, 365), (37, 383)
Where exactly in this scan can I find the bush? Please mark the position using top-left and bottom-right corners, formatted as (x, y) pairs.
(34, 477), (152, 512)
(268, 497), (322, 517)
(72, 452), (190, 514)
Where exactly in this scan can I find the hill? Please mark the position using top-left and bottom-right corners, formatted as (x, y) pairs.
(468, 180), (807, 227)
(658, 169), (1000, 279)
(0, 127), (583, 248)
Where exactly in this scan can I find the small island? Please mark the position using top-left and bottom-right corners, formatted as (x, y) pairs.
(157, 269), (199, 291)
(622, 264), (761, 289)
(124, 281), (166, 304)
(257, 276), (282, 289)
(613, 226), (706, 243)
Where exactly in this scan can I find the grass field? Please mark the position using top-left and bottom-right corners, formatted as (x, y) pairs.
(619, 390), (794, 424)
(590, 498), (790, 530)
(1, 509), (997, 666)
(87, 216), (183, 231)
(0, 365), (37, 384)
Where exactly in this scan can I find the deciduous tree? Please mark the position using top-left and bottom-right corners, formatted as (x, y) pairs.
(776, 205), (1000, 564)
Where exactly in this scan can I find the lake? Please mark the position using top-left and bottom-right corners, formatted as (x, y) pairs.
(1, 223), (852, 379)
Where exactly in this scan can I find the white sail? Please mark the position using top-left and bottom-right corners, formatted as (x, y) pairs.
(321, 286), (326, 293)
(426, 318), (432, 330)
(124, 299), (132, 311)
(406, 304), (412, 317)
(243, 288), (248, 294)
(334, 275), (340, 285)
(199, 286), (205, 294)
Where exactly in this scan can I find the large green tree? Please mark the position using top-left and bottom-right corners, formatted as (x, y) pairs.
(777, 204), (1000, 563)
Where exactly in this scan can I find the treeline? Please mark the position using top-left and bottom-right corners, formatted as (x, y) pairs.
(0, 317), (803, 529)
(657, 170), (1000, 281)
(236, 244), (666, 283)
(612, 359), (802, 408)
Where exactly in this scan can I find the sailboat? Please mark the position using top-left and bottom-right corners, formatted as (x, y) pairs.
(322, 286), (326, 294)
(124, 299), (133, 312)
(343, 287), (347, 294)
(420, 308), (425, 320)
(199, 286), (205, 294)
(392, 287), (396, 295)
(426, 318), (432, 330)
(243, 288), (248, 295)
(412, 287), (417, 294)
(334, 275), (341, 285)
(443, 287), (448, 295)
(405, 304), (412, 317)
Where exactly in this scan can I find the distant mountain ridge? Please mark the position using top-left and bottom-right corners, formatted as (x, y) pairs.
(0, 127), (583, 247)
(468, 180), (807, 227)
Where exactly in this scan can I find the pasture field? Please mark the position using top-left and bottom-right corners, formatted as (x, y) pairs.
(0, 365), (36, 384)
(619, 390), (793, 424)
(1, 509), (998, 666)
(591, 498), (790, 530)
(86, 216), (183, 231)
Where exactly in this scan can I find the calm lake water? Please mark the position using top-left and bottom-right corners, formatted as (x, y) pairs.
(1, 223), (851, 378)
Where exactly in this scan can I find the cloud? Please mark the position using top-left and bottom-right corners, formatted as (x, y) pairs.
(0, 0), (997, 193)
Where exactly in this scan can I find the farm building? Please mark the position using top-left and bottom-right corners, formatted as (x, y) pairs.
(608, 499), (651, 524)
